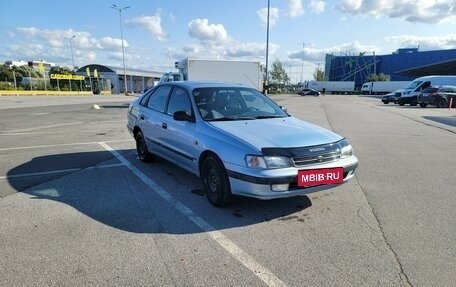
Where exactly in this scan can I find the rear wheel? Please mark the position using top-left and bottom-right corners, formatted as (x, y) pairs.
(202, 155), (232, 207)
(438, 98), (448, 108)
(136, 131), (155, 162)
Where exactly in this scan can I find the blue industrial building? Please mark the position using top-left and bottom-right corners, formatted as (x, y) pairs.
(325, 48), (456, 89)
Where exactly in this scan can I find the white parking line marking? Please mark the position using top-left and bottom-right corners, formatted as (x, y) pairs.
(5, 122), (84, 133)
(0, 139), (133, 152)
(99, 142), (287, 287)
(1, 163), (124, 180)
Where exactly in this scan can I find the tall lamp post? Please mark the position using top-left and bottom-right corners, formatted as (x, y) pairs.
(111, 4), (130, 95)
(64, 35), (76, 70)
(298, 42), (308, 84)
(264, 0), (270, 94)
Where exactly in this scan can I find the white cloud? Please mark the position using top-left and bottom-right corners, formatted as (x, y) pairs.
(99, 37), (129, 50)
(188, 18), (228, 43)
(257, 7), (280, 27)
(226, 42), (280, 59)
(386, 34), (456, 51)
(129, 14), (167, 42)
(309, 0), (325, 14)
(336, 0), (456, 24)
(288, 41), (379, 62)
(286, 0), (304, 18)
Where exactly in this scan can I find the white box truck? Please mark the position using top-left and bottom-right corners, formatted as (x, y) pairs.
(395, 75), (456, 106)
(361, 81), (410, 95)
(159, 58), (263, 90)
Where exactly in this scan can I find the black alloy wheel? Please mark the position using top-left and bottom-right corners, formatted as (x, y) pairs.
(136, 131), (156, 162)
(202, 155), (232, 207)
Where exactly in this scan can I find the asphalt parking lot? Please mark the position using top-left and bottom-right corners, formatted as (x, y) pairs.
(0, 94), (455, 287)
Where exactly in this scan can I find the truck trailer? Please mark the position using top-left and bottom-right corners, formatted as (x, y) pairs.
(159, 58), (263, 90)
(299, 81), (355, 94)
(361, 81), (410, 95)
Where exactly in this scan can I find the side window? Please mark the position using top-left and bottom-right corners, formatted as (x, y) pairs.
(140, 88), (154, 106)
(147, 85), (172, 112)
(167, 87), (192, 116)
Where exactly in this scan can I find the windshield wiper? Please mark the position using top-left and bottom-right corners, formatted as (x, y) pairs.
(209, 116), (256, 121)
(254, 115), (286, 119)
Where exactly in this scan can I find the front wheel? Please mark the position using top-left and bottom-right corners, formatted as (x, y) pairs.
(136, 131), (156, 162)
(419, 103), (428, 108)
(202, 155), (232, 207)
(410, 97), (418, 106)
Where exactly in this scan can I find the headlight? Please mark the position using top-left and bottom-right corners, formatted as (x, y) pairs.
(245, 155), (292, 169)
(338, 139), (354, 158)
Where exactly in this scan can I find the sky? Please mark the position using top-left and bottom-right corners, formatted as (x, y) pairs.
(2, 0), (456, 83)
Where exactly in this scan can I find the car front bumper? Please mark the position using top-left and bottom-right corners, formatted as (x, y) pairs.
(225, 156), (358, 200)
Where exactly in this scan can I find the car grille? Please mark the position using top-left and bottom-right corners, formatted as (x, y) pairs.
(261, 142), (342, 168)
(291, 151), (340, 166)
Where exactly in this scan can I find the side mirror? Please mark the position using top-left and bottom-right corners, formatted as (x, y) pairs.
(173, 111), (194, 122)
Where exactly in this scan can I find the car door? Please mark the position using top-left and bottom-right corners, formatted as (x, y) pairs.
(160, 86), (200, 174)
(139, 85), (172, 154)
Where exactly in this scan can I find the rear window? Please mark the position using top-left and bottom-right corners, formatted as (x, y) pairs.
(422, 87), (438, 93)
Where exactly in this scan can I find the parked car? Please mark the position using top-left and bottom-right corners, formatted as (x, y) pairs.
(417, 86), (439, 107)
(127, 81), (358, 207)
(382, 89), (404, 104)
(300, 88), (320, 96)
(418, 85), (456, 108)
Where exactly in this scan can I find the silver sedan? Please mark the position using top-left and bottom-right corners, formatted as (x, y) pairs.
(127, 81), (358, 207)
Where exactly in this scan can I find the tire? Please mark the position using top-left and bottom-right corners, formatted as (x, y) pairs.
(438, 98), (448, 108)
(135, 130), (155, 162)
(410, 97), (418, 106)
(202, 155), (232, 207)
(399, 102), (405, 106)
(419, 103), (428, 108)
(382, 101), (388, 104)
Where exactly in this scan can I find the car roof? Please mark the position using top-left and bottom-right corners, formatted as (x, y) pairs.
(437, 85), (456, 88)
(158, 81), (251, 89)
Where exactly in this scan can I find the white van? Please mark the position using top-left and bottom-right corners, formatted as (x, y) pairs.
(395, 75), (456, 106)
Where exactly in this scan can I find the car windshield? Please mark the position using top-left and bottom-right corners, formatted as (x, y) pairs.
(404, 80), (423, 90)
(193, 87), (289, 121)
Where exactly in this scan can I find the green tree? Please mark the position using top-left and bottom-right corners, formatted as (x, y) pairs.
(0, 64), (43, 82)
(269, 58), (290, 86)
(313, 67), (325, 81)
(366, 73), (390, 82)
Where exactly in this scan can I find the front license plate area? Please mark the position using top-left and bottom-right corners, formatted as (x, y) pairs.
(298, 167), (344, 187)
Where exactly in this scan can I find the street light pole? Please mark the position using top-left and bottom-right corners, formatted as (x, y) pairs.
(64, 35), (76, 70)
(298, 42), (308, 84)
(111, 4), (130, 95)
(264, 0), (270, 95)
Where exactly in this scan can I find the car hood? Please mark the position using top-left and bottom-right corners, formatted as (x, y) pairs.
(208, 117), (343, 150)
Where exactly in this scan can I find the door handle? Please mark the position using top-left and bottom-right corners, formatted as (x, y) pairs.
(162, 123), (167, 129)
(140, 114), (145, 120)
